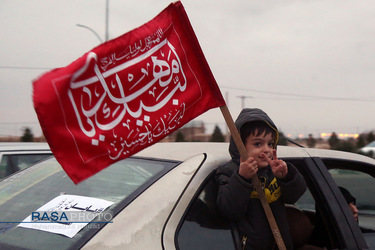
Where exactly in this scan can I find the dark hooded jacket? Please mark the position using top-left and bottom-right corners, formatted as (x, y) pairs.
(215, 108), (306, 249)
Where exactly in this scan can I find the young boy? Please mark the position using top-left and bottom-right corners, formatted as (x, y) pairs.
(215, 108), (306, 249)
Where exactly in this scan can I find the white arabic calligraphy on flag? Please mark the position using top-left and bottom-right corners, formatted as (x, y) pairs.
(68, 36), (188, 161)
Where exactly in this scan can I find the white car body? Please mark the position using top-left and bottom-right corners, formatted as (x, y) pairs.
(359, 141), (375, 155)
(84, 143), (375, 249)
(1, 142), (375, 249)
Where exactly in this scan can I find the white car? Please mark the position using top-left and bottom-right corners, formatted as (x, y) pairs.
(359, 141), (375, 156)
(0, 142), (52, 179)
(0, 142), (374, 249)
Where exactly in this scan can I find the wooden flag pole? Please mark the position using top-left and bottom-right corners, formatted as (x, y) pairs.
(220, 105), (286, 250)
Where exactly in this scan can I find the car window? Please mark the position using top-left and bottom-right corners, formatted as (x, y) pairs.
(177, 172), (236, 250)
(0, 156), (178, 249)
(329, 169), (375, 232)
(295, 188), (315, 211)
(0, 154), (52, 179)
(293, 157), (375, 249)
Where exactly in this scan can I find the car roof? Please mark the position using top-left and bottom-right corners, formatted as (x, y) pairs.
(0, 142), (51, 152)
(0, 141), (371, 165)
(135, 142), (375, 165)
(134, 142), (229, 161)
(298, 146), (375, 164)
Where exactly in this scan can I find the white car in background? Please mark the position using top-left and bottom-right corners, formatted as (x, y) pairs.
(0, 142), (52, 179)
(359, 141), (375, 156)
(0, 142), (374, 249)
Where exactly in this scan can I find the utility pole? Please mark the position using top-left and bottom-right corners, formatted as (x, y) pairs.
(237, 96), (253, 109)
(225, 92), (229, 141)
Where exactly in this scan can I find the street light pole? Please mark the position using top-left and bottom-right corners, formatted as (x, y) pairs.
(105, 0), (109, 41)
(76, 24), (103, 43)
(76, 0), (109, 43)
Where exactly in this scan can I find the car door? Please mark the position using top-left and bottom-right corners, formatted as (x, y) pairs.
(167, 149), (374, 249)
(163, 152), (236, 250)
(175, 169), (238, 250)
(325, 159), (375, 248)
(293, 156), (370, 249)
(175, 156), (369, 250)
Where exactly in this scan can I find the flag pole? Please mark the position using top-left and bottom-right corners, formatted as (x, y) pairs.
(220, 105), (286, 250)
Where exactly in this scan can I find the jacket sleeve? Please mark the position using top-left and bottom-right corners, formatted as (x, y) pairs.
(278, 163), (307, 204)
(215, 162), (253, 221)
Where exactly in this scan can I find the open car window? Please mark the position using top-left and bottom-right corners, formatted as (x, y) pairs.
(329, 169), (375, 232)
(294, 157), (375, 249)
(329, 168), (375, 247)
(177, 171), (237, 250)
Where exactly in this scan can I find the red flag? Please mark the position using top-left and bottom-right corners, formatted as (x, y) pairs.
(33, 1), (225, 184)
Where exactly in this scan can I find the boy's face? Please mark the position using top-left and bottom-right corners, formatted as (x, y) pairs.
(244, 130), (274, 168)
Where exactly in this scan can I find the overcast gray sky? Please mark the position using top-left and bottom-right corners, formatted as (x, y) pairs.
(1, 0), (374, 139)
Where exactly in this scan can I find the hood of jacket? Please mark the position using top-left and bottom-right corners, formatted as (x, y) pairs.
(229, 108), (279, 163)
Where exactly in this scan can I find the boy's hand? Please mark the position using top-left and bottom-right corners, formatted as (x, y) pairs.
(262, 150), (288, 179)
(239, 157), (258, 180)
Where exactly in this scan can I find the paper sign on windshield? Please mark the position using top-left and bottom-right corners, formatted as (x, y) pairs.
(19, 194), (114, 238)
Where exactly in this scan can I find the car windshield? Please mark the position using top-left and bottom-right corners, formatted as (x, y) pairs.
(0, 156), (178, 249)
